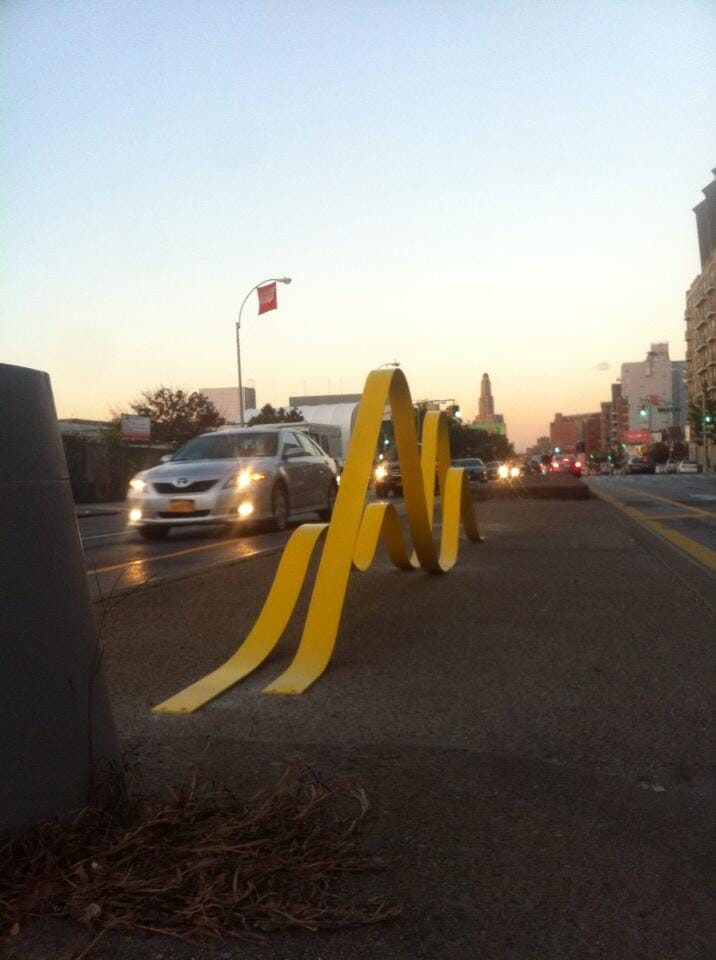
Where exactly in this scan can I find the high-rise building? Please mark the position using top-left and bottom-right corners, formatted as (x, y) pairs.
(694, 166), (716, 270)
(478, 373), (495, 420)
(474, 372), (506, 435)
(684, 169), (716, 468)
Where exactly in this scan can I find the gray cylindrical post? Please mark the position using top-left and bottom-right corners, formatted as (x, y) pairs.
(0, 363), (119, 836)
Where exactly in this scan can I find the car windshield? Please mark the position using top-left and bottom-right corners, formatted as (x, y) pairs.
(454, 458), (484, 467)
(171, 431), (278, 461)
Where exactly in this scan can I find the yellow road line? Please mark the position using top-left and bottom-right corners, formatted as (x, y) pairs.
(648, 525), (716, 574)
(605, 482), (709, 516)
(591, 486), (716, 573)
(641, 512), (712, 521)
(86, 538), (255, 576)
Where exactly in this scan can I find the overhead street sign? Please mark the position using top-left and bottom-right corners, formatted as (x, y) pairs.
(657, 406), (681, 413)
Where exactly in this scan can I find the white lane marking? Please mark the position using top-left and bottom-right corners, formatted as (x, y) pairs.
(690, 494), (716, 501)
(81, 531), (135, 543)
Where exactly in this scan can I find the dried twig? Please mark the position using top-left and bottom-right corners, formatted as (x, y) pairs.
(0, 765), (400, 950)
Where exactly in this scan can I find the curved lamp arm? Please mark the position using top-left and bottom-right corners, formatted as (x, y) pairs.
(237, 277), (292, 330)
(236, 277), (291, 426)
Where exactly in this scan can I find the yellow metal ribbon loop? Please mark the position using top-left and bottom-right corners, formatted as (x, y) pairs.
(153, 368), (481, 713)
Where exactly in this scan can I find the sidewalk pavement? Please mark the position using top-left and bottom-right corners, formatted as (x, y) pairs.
(16, 489), (715, 959)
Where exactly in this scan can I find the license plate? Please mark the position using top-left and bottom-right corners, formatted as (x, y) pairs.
(169, 499), (195, 513)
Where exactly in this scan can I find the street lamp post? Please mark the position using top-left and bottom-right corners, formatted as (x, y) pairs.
(236, 277), (291, 425)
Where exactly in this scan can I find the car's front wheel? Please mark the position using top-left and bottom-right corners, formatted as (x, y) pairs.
(271, 484), (289, 531)
(318, 481), (337, 521)
(138, 525), (170, 541)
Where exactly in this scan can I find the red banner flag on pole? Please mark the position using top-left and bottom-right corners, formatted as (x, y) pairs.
(257, 282), (278, 315)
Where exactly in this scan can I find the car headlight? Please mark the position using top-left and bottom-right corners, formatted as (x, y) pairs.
(510, 466), (520, 478)
(129, 478), (147, 492)
(224, 470), (266, 489)
(374, 465), (387, 480)
(498, 464), (509, 479)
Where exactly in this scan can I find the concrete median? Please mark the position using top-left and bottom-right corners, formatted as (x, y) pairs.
(472, 473), (592, 500)
(11, 492), (708, 958)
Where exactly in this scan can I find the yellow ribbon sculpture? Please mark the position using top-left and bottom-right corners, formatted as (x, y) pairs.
(153, 368), (481, 712)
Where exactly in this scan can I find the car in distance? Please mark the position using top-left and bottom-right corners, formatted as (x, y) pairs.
(374, 444), (440, 497)
(450, 457), (488, 482)
(126, 427), (338, 540)
(625, 456), (655, 475)
(525, 455), (546, 475)
(676, 460), (699, 474)
(373, 452), (403, 497)
(485, 461), (503, 481)
(549, 454), (582, 478)
(496, 462), (524, 479)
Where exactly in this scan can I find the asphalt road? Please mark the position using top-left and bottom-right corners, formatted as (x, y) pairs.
(76, 481), (550, 599)
(79, 474), (716, 599)
(587, 473), (716, 574)
(79, 511), (311, 600)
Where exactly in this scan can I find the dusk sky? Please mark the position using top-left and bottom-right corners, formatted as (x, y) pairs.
(3, 0), (715, 450)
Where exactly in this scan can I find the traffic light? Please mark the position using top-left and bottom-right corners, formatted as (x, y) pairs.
(639, 407), (648, 418)
(554, 446), (561, 454)
(705, 414), (713, 424)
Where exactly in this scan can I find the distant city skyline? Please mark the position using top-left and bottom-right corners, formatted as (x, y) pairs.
(3, 1), (715, 449)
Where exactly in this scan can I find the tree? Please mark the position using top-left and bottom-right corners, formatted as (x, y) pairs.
(446, 420), (514, 461)
(671, 440), (689, 460)
(647, 441), (670, 464)
(106, 387), (225, 445)
(248, 403), (304, 426)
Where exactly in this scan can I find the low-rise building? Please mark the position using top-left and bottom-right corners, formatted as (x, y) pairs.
(549, 411), (601, 457)
(200, 386), (257, 423)
(621, 343), (685, 434)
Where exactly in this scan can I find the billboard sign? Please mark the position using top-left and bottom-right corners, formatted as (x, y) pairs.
(121, 414), (151, 441)
(623, 429), (650, 445)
